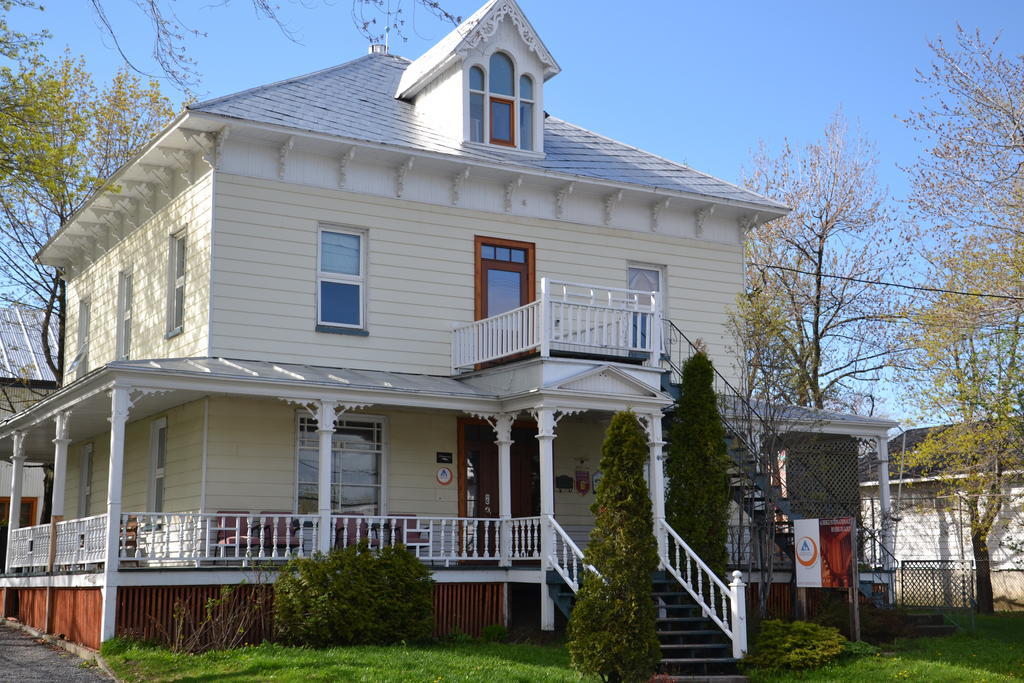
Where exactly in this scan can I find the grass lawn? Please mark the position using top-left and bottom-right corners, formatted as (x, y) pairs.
(749, 613), (1024, 682)
(102, 639), (593, 682)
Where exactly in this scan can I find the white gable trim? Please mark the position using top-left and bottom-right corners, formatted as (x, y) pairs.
(546, 364), (665, 399)
(396, 0), (560, 101)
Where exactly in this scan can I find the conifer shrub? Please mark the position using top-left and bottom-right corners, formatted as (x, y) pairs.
(274, 543), (434, 647)
(566, 410), (661, 683)
(741, 619), (846, 671)
(664, 349), (731, 577)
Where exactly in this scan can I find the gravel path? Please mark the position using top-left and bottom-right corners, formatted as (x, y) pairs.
(0, 623), (107, 681)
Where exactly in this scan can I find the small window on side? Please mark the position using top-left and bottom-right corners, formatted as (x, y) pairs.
(469, 66), (485, 143)
(167, 231), (186, 337)
(117, 271), (133, 360)
(519, 75), (534, 151)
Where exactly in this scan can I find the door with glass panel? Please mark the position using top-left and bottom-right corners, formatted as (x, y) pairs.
(628, 266), (662, 351)
(476, 237), (535, 319)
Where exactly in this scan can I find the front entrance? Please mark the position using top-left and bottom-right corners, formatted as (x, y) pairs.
(458, 420), (539, 520)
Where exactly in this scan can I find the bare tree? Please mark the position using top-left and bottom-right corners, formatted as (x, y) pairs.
(739, 110), (906, 413)
(86, 0), (461, 94)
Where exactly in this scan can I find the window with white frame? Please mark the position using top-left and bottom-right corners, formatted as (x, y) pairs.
(78, 443), (93, 517)
(150, 418), (167, 512)
(296, 414), (384, 515)
(317, 226), (365, 330)
(70, 299), (90, 380)
(117, 271), (133, 360)
(167, 231), (186, 336)
(468, 53), (537, 151)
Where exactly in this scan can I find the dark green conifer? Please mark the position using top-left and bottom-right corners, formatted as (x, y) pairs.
(567, 410), (660, 683)
(665, 350), (731, 576)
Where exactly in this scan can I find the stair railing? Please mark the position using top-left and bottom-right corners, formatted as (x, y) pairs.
(546, 515), (598, 593)
(659, 519), (747, 658)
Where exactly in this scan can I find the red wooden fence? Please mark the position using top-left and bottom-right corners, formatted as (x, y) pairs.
(433, 582), (504, 638)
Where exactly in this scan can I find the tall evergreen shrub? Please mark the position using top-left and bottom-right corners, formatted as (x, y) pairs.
(665, 350), (731, 576)
(567, 410), (661, 683)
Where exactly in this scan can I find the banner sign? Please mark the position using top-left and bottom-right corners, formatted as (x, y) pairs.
(795, 517), (853, 588)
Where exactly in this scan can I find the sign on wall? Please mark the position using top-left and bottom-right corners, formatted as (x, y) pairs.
(795, 517), (853, 588)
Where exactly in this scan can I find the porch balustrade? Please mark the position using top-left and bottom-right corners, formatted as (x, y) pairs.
(546, 515), (596, 593)
(452, 278), (661, 371)
(4, 513), (543, 571)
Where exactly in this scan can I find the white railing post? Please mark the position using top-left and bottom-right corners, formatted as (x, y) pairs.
(730, 570), (748, 658)
(4, 432), (26, 574)
(539, 278), (551, 358)
(645, 413), (667, 564)
(101, 385), (130, 642)
(648, 291), (663, 365)
(316, 400), (337, 555)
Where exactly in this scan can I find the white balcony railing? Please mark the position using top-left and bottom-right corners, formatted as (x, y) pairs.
(7, 523), (51, 569)
(55, 514), (108, 566)
(452, 278), (661, 371)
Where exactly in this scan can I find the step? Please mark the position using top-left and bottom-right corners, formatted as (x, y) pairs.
(657, 616), (709, 624)
(660, 658), (739, 665)
(660, 643), (732, 652)
(657, 629), (729, 638)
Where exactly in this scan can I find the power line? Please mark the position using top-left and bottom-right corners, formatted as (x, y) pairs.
(749, 263), (1024, 302)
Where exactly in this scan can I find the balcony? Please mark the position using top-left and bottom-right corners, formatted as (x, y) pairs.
(451, 278), (662, 371)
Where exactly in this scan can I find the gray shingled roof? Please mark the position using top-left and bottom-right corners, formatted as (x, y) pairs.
(190, 53), (785, 210)
(0, 307), (57, 383)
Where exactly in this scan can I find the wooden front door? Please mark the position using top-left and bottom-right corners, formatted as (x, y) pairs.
(475, 236), (535, 319)
(0, 497), (37, 527)
(459, 420), (540, 557)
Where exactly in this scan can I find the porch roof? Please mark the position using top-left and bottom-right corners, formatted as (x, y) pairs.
(0, 356), (673, 460)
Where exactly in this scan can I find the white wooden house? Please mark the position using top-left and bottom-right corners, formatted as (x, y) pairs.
(0, 0), (895, 665)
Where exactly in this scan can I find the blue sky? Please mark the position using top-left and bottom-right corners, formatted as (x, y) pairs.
(20, 0), (1023, 202)
(14, 0), (1024, 423)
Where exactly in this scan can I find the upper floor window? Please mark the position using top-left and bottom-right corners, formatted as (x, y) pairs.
(318, 226), (365, 330)
(167, 231), (186, 337)
(117, 271), (133, 360)
(469, 53), (536, 151)
(70, 298), (90, 380)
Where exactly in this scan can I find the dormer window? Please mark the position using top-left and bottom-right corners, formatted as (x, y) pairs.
(468, 52), (535, 151)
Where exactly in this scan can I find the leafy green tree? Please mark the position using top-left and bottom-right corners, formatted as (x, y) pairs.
(665, 349), (731, 577)
(903, 27), (1024, 614)
(567, 410), (660, 683)
(0, 54), (174, 380)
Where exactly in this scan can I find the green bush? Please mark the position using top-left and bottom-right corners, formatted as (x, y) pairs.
(567, 411), (661, 683)
(274, 543), (434, 647)
(742, 619), (846, 671)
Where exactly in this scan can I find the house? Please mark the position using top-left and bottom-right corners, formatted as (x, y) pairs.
(0, 307), (57, 534)
(0, 0), (896, 666)
(861, 427), (1024, 611)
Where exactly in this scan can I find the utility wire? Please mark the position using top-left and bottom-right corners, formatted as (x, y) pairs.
(749, 263), (1024, 302)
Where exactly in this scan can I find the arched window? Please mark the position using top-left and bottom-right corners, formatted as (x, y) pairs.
(469, 66), (485, 143)
(519, 75), (534, 151)
(488, 52), (515, 146)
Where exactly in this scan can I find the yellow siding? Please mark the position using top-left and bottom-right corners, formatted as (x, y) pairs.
(64, 399), (205, 517)
(210, 173), (743, 381)
(64, 171), (214, 383)
(386, 410), (459, 516)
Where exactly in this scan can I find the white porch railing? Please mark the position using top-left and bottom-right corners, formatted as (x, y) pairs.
(331, 515), (541, 566)
(55, 514), (108, 566)
(7, 523), (51, 570)
(546, 515), (598, 593)
(452, 278), (661, 371)
(120, 512), (322, 567)
(658, 519), (747, 658)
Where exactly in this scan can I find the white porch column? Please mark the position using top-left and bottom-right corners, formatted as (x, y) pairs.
(316, 400), (338, 554)
(535, 407), (556, 631)
(101, 386), (130, 642)
(494, 414), (515, 568)
(51, 411), (72, 521)
(876, 434), (894, 569)
(645, 412), (667, 561)
(4, 432), (26, 574)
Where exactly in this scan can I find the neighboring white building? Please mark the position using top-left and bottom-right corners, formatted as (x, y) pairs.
(862, 427), (1024, 611)
(0, 0), (894, 663)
